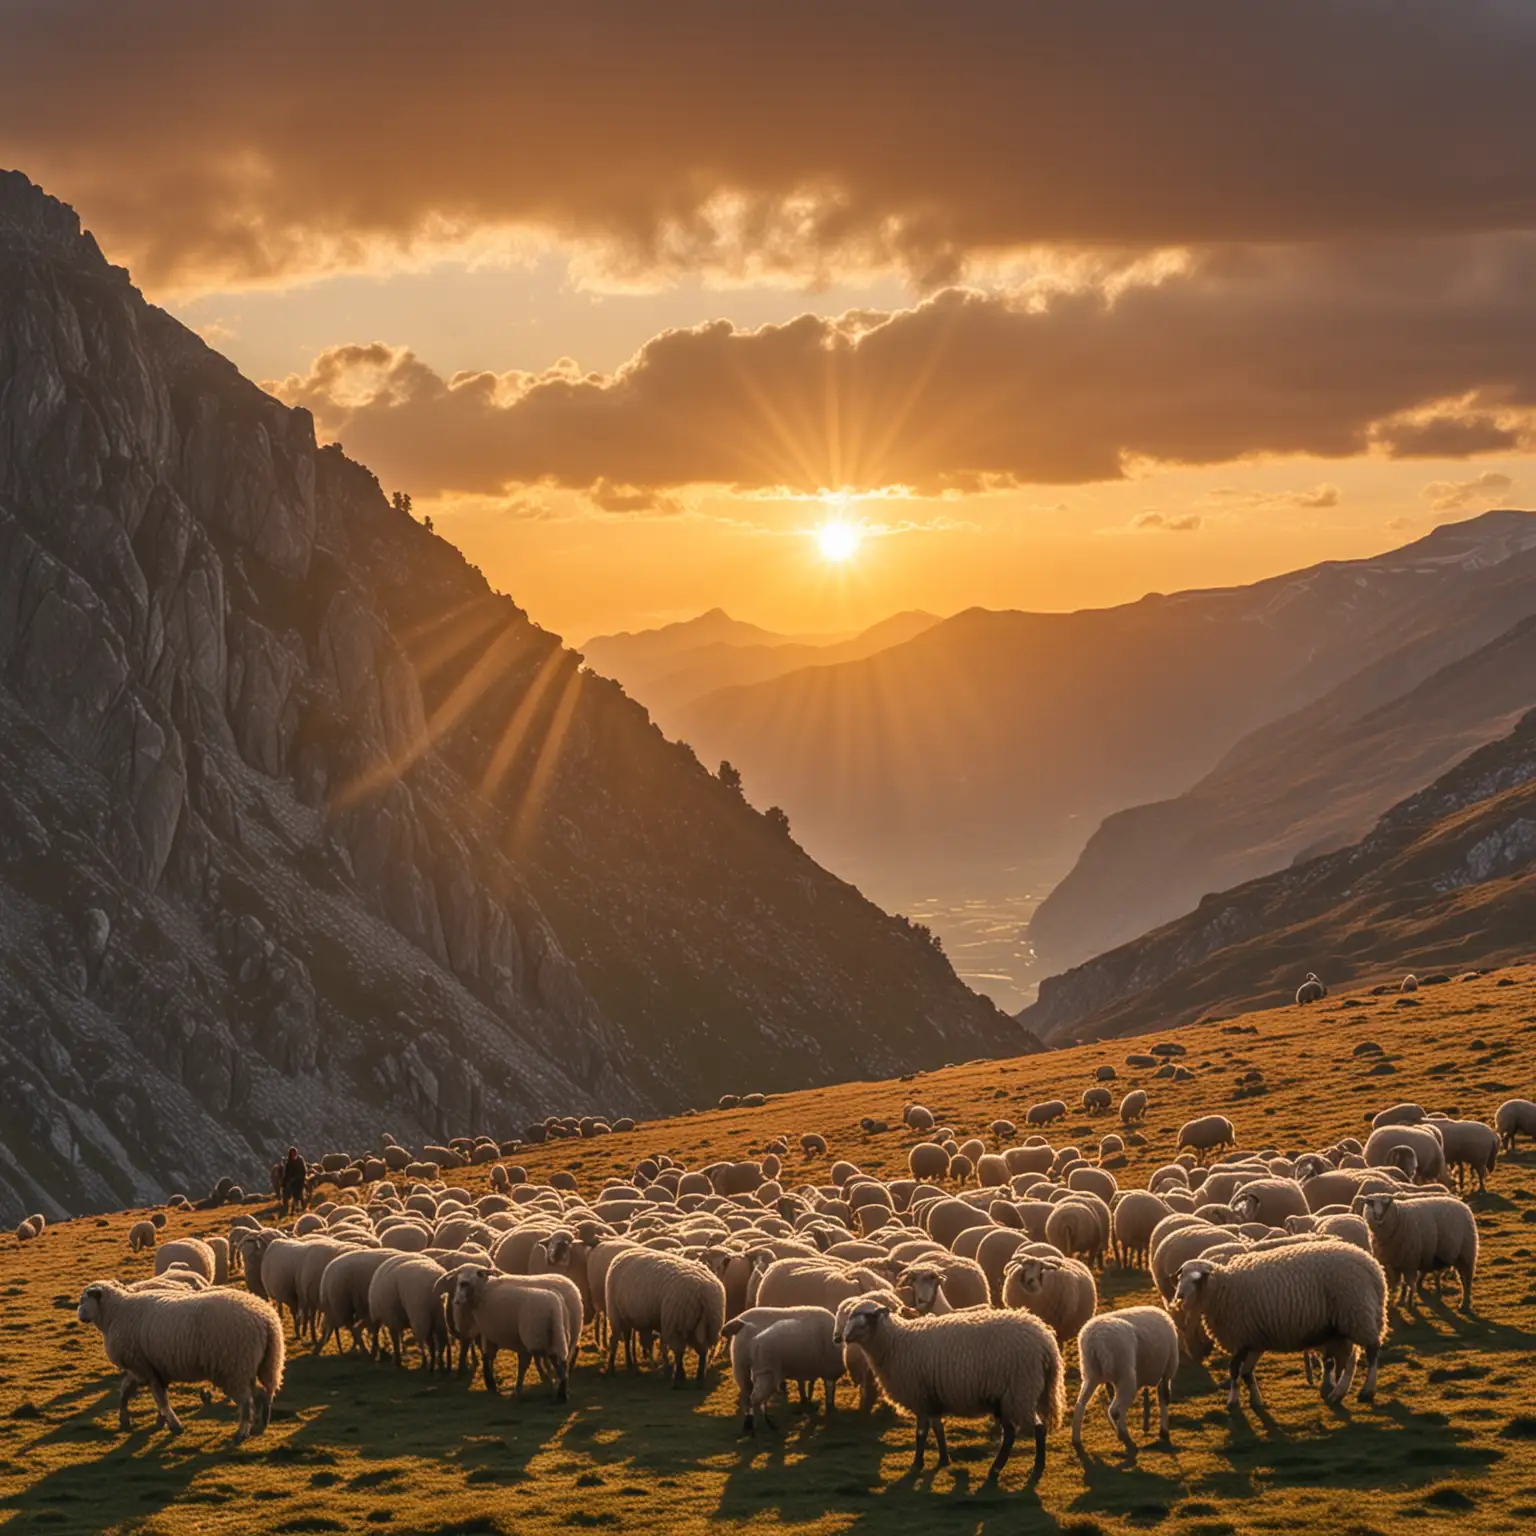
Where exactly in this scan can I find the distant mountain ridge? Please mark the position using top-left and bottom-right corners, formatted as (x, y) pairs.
(0, 170), (1022, 1223)
(1018, 704), (1536, 1044)
(669, 513), (1536, 938)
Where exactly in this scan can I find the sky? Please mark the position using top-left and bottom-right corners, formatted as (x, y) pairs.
(4, 0), (1536, 642)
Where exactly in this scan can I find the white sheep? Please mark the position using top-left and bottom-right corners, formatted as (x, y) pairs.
(1495, 1098), (1536, 1151)
(129, 1220), (158, 1253)
(1358, 1193), (1478, 1310)
(723, 1307), (846, 1432)
(604, 1248), (726, 1385)
(907, 1143), (951, 1182)
(154, 1239), (215, 1284)
(1229, 1178), (1308, 1227)
(1432, 1119), (1500, 1193)
(1119, 1090), (1149, 1125)
(1295, 973), (1328, 1004)
(899, 1256), (988, 1315)
(77, 1280), (284, 1444)
(367, 1254), (449, 1369)
(315, 1248), (401, 1355)
(1111, 1191), (1170, 1269)
(1026, 1100), (1068, 1127)
(1002, 1255), (1097, 1344)
(1364, 1124), (1446, 1184)
(1177, 1115), (1237, 1162)
(444, 1266), (570, 1400)
(1173, 1240), (1387, 1407)
(836, 1299), (1064, 1483)
(1072, 1306), (1179, 1458)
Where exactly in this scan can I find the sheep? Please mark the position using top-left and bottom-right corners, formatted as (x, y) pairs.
(1495, 1098), (1536, 1151)
(835, 1299), (1064, 1482)
(1072, 1306), (1179, 1458)
(1026, 1100), (1068, 1127)
(1119, 1091), (1149, 1125)
(722, 1307), (845, 1431)
(1284, 1212), (1371, 1251)
(129, 1220), (158, 1253)
(1358, 1193), (1478, 1310)
(315, 1248), (401, 1355)
(754, 1257), (887, 1314)
(923, 1197), (992, 1250)
(1067, 1166), (1117, 1203)
(1364, 1124), (1446, 1184)
(947, 1153), (975, 1184)
(1229, 1178), (1308, 1228)
(1095, 1065), (1117, 1082)
(904, 1104), (936, 1132)
(368, 1255), (450, 1369)
(1081, 1086), (1113, 1113)
(1295, 973), (1328, 1004)
(444, 1267), (570, 1400)
(1111, 1191), (1170, 1269)
(1002, 1255), (1096, 1344)
(1043, 1202), (1102, 1269)
(904, 1143), (949, 1184)
(154, 1239), (215, 1285)
(974, 1228), (1031, 1305)
(76, 1279), (284, 1444)
(800, 1133), (828, 1158)
(1370, 1102), (1427, 1129)
(1099, 1134), (1125, 1160)
(900, 1256), (989, 1314)
(1400, 974), (1419, 992)
(1177, 1115), (1237, 1161)
(1173, 1240), (1387, 1407)
(604, 1249), (726, 1385)
(1433, 1119), (1500, 1193)
(1004, 1145), (1055, 1176)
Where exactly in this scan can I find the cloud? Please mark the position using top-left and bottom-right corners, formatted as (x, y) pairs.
(271, 242), (1536, 499)
(1203, 483), (1340, 510)
(1422, 471), (1514, 511)
(1131, 512), (1202, 533)
(5, 2), (1536, 290)
(1374, 412), (1521, 458)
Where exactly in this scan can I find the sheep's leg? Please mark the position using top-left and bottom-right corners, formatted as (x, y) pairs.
(482, 1343), (500, 1396)
(1303, 1351), (1316, 1387)
(231, 1393), (253, 1447)
(911, 1413), (930, 1471)
(147, 1376), (183, 1436)
(1243, 1353), (1265, 1410)
(1359, 1343), (1380, 1402)
(1108, 1383), (1137, 1455)
(605, 1326), (620, 1374)
(986, 1416), (1015, 1481)
(1226, 1348), (1250, 1409)
(554, 1356), (569, 1404)
(515, 1350), (531, 1398)
(695, 1345), (709, 1388)
(931, 1417), (950, 1468)
(315, 1320), (334, 1355)
(1030, 1418), (1047, 1482)
(1459, 1261), (1475, 1312)
(1329, 1345), (1358, 1404)
(118, 1374), (141, 1431)
(823, 1376), (836, 1416)
(1071, 1377), (1096, 1449)
(1157, 1377), (1171, 1442)
(1141, 1386), (1151, 1434)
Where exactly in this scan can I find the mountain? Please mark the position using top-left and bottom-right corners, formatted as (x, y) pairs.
(587, 609), (941, 735)
(578, 608), (837, 690)
(1018, 706), (1536, 1044)
(670, 513), (1536, 923)
(0, 171), (1022, 1223)
(1031, 551), (1536, 972)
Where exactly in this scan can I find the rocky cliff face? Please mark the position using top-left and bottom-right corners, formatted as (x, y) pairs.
(0, 172), (1023, 1222)
(1019, 709), (1536, 1044)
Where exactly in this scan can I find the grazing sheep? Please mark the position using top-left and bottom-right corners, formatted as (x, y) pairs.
(1173, 1240), (1387, 1407)
(725, 1308), (845, 1432)
(1494, 1098), (1536, 1152)
(1111, 1192), (1170, 1269)
(1295, 973), (1328, 1005)
(129, 1220), (158, 1253)
(1432, 1119), (1500, 1193)
(368, 1255), (450, 1369)
(948, 1153), (975, 1184)
(77, 1280), (284, 1444)
(1043, 1202), (1102, 1269)
(1026, 1100), (1068, 1127)
(904, 1104), (936, 1132)
(800, 1133), (828, 1158)
(1358, 1193), (1478, 1310)
(1095, 1065), (1117, 1082)
(1082, 1086), (1113, 1113)
(1400, 974), (1418, 992)
(1370, 1102), (1427, 1130)
(604, 1249), (726, 1385)
(154, 1239), (215, 1285)
(1364, 1124), (1446, 1184)
(976, 1153), (1010, 1188)
(907, 1143), (950, 1181)
(1002, 1255), (1097, 1344)
(1072, 1306), (1179, 1458)
(315, 1248), (400, 1356)
(836, 1300), (1063, 1482)
(1177, 1115), (1237, 1162)
(1067, 1166), (1117, 1204)
(1119, 1091), (1149, 1125)
(1004, 1145), (1055, 1176)
(1099, 1134), (1125, 1160)
(445, 1267), (570, 1400)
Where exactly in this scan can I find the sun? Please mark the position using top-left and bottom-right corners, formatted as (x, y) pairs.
(815, 520), (863, 563)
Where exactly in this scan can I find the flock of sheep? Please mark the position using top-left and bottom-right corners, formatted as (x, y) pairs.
(68, 1068), (1536, 1484)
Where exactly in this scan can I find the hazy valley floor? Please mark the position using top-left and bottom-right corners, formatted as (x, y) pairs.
(1, 969), (1534, 1534)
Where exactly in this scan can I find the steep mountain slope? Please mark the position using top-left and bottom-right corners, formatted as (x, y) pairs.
(588, 609), (941, 734)
(0, 171), (1021, 1223)
(1019, 707), (1536, 1044)
(672, 511), (1536, 908)
(1032, 589), (1536, 971)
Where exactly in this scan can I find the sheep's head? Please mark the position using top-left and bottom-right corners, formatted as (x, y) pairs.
(1011, 1256), (1060, 1295)
(1231, 1191), (1258, 1219)
(1387, 1145), (1419, 1179)
(1282, 1215), (1315, 1235)
(1173, 1260), (1215, 1307)
(899, 1265), (945, 1311)
(834, 1299), (889, 1347)
(1359, 1193), (1397, 1225)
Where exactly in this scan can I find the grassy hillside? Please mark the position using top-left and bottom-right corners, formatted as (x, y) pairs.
(1, 968), (1534, 1535)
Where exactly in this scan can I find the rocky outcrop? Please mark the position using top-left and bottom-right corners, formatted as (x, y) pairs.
(0, 172), (1024, 1222)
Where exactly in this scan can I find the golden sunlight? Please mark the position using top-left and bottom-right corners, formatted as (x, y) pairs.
(815, 520), (864, 563)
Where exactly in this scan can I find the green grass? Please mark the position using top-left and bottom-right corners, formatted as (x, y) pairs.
(1, 967), (1534, 1533)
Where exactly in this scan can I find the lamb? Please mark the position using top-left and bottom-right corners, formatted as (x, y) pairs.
(77, 1279), (284, 1444)
(723, 1307), (845, 1432)
(1295, 973), (1328, 1004)
(1173, 1240), (1387, 1407)
(444, 1267), (570, 1400)
(835, 1299), (1064, 1482)
(1002, 1255), (1097, 1344)
(1495, 1098), (1536, 1151)
(1025, 1100), (1068, 1127)
(1358, 1193), (1478, 1310)
(129, 1220), (158, 1253)
(1432, 1119), (1500, 1193)
(604, 1248), (726, 1385)
(1071, 1306), (1179, 1459)
(154, 1239), (216, 1285)
(1119, 1090), (1149, 1125)
(1177, 1115), (1237, 1162)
